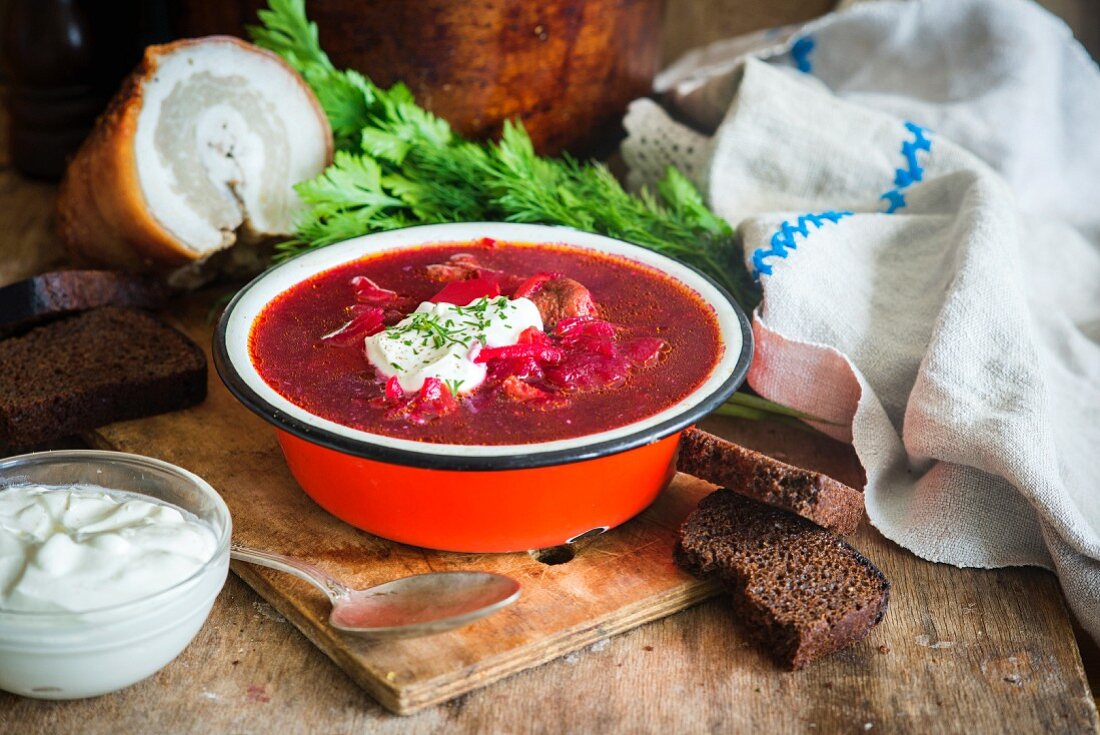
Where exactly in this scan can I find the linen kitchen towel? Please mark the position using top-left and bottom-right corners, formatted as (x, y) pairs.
(622, 0), (1100, 639)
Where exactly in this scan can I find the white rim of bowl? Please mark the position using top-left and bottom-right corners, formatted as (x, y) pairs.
(214, 223), (752, 470)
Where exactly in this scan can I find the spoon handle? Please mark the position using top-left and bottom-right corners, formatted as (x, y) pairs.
(230, 543), (351, 604)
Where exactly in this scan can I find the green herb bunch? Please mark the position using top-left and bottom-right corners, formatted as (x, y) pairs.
(249, 0), (756, 304)
(249, 0), (830, 427)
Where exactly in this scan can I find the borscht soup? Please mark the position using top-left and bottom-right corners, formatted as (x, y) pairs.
(248, 239), (722, 445)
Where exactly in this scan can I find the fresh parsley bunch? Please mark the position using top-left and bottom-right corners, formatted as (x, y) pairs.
(249, 0), (832, 427)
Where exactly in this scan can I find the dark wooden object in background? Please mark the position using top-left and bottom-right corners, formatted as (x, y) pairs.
(0, 0), (162, 180)
(661, 0), (835, 63)
(171, 0), (663, 157)
(0, 0), (102, 179)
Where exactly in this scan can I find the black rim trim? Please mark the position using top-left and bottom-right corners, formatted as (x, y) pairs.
(212, 227), (754, 472)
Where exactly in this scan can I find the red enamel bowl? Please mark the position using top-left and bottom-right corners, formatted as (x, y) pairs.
(214, 223), (752, 552)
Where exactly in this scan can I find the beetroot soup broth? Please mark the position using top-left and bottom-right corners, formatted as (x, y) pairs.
(248, 240), (722, 445)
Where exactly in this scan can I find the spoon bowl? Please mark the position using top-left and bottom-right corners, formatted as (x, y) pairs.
(230, 544), (521, 638)
(328, 571), (522, 638)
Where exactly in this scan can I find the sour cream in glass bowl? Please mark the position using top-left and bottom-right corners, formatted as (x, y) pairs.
(0, 450), (231, 699)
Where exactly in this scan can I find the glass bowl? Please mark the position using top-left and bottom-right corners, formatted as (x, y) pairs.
(0, 450), (231, 699)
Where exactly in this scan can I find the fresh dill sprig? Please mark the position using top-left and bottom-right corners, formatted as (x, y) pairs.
(249, 0), (374, 152)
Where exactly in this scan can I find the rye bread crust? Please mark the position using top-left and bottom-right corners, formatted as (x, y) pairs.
(0, 306), (206, 448)
(677, 489), (890, 670)
(0, 270), (168, 337)
(677, 428), (864, 535)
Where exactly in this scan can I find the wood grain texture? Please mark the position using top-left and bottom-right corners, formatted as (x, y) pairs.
(42, 292), (1090, 729)
(76, 291), (726, 714)
(661, 0), (836, 65)
(3, 352), (1096, 730)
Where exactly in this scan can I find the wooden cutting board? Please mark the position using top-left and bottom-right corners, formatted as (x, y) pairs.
(88, 289), (726, 715)
(86, 291), (1100, 728)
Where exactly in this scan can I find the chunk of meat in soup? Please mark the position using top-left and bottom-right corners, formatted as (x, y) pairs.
(424, 253), (483, 282)
(515, 274), (598, 329)
(424, 253), (527, 294)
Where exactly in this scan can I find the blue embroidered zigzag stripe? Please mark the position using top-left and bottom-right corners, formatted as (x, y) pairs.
(749, 121), (933, 283)
(750, 210), (853, 281)
(880, 121), (932, 213)
(790, 36), (815, 74)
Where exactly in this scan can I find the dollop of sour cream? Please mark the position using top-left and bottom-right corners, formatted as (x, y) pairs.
(0, 485), (218, 613)
(365, 296), (543, 394)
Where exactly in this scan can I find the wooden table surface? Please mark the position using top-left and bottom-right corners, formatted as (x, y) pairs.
(2, 411), (1098, 733)
(2, 1), (1099, 732)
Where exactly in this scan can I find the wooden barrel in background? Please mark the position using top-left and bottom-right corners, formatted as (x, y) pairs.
(172, 0), (665, 157)
(0, 0), (840, 177)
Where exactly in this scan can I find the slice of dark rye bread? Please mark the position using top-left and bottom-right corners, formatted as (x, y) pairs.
(677, 427), (864, 535)
(0, 270), (168, 337)
(0, 306), (206, 448)
(676, 489), (890, 670)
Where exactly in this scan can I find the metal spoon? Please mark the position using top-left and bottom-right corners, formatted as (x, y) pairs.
(230, 543), (521, 639)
